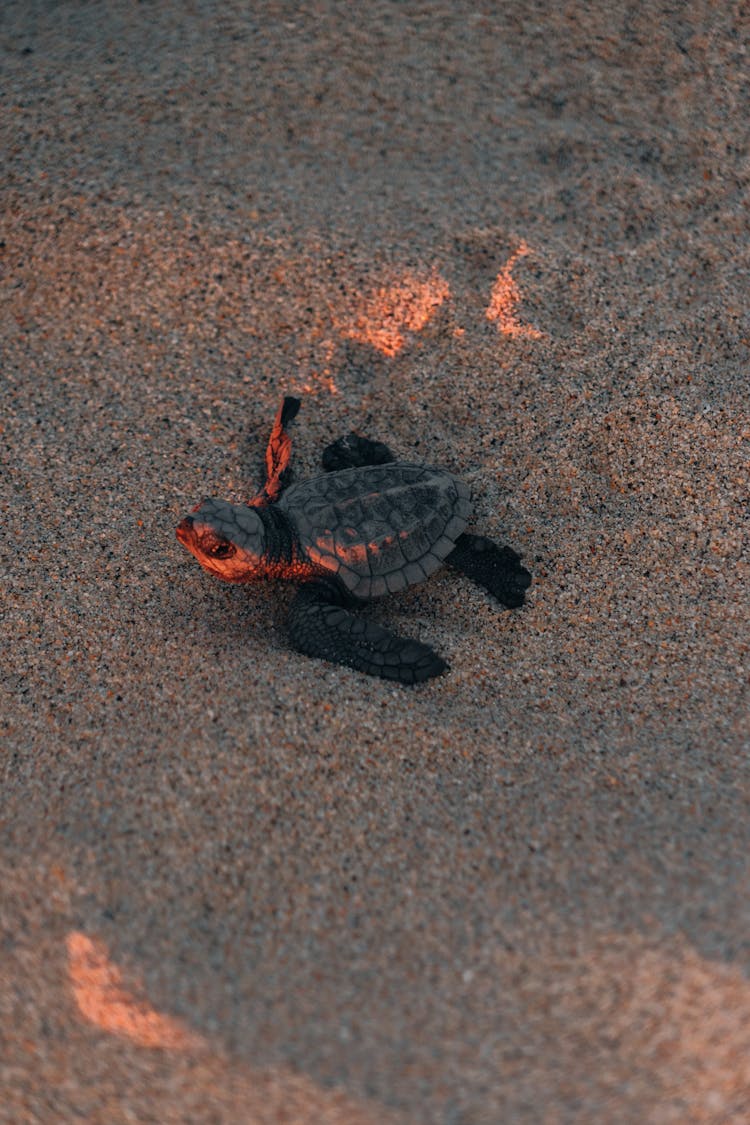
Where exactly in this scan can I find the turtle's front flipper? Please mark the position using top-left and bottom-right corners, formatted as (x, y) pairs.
(448, 532), (531, 608)
(250, 395), (301, 506)
(322, 432), (395, 472)
(288, 580), (446, 684)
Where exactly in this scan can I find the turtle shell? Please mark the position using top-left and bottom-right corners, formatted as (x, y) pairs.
(278, 462), (473, 599)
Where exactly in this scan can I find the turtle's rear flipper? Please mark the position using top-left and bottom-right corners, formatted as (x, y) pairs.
(288, 580), (446, 684)
(322, 433), (395, 472)
(448, 532), (531, 608)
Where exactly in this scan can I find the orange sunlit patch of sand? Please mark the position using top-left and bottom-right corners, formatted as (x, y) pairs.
(61, 930), (403, 1121)
(66, 931), (204, 1050)
(486, 241), (543, 339)
(341, 272), (451, 356)
(516, 930), (750, 1114)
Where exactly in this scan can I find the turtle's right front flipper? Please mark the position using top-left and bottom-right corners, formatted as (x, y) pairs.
(288, 580), (446, 684)
(321, 432), (395, 472)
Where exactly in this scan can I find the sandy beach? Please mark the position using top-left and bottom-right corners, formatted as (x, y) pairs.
(2, 2), (749, 1121)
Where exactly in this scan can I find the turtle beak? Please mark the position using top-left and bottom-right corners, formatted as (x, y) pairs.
(175, 515), (195, 547)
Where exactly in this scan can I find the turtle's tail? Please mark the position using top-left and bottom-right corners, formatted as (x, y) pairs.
(250, 395), (301, 506)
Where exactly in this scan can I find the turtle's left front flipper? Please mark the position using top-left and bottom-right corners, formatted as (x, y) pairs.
(448, 532), (531, 608)
(250, 395), (301, 506)
(288, 580), (446, 684)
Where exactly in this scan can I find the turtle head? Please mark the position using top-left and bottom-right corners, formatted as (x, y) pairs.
(176, 498), (266, 582)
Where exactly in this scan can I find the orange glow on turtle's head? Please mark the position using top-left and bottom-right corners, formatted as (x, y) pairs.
(176, 497), (266, 582)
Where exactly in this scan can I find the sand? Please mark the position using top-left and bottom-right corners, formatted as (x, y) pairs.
(2, 2), (749, 1121)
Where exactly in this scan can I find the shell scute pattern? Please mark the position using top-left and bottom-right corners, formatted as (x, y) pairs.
(403, 560), (428, 585)
(279, 462), (472, 598)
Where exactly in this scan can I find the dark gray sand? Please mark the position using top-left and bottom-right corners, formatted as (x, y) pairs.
(2, 2), (749, 1121)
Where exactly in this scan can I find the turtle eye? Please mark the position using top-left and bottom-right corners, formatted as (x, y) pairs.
(205, 538), (236, 560)
(210, 541), (235, 559)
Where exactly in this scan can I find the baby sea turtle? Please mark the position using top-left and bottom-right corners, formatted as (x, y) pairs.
(176, 397), (531, 684)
